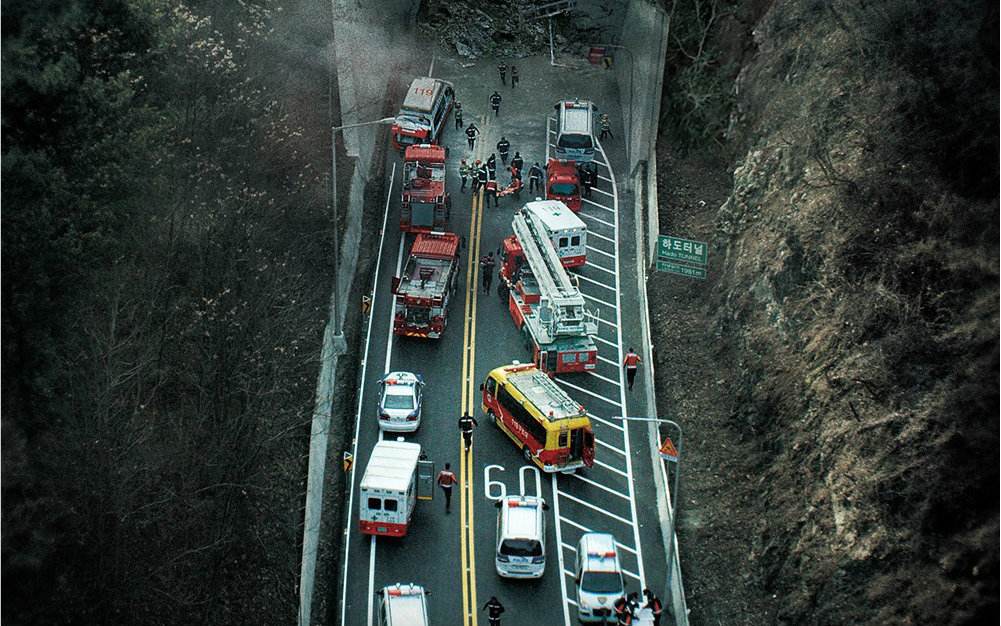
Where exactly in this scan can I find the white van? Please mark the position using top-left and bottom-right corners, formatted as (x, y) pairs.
(495, 495), (549, 578)
(392, 77), (455, 150)
(575, 532), (624, 622)
(553, 99), (597, 163)
(524, 200), (588, 268)
(359, 440), (422, 537)
(377, 583), (430, 626)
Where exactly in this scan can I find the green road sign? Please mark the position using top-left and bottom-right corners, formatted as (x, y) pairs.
(657, 235), (708, 265)
(656, 260), (707, 279)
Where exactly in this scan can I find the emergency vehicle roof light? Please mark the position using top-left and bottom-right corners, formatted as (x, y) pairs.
(588, 550), (617, 558)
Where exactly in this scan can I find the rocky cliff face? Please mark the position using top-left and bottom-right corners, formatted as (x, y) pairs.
(652, 1), (998, 624)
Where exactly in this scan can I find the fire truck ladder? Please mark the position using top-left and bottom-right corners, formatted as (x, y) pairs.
(512, 208), (599, 345)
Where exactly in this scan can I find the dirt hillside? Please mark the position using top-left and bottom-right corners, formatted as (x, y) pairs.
(650, 1), (998, 624)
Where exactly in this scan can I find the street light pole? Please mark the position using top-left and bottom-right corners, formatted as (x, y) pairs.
(329, 116), (396, 348)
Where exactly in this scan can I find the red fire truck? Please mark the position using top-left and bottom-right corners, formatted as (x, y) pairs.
(498, 205), (598, 375)
(401, 144), (450, 232)
(546, 158), (581, 212)
(392, 232), (461, 339)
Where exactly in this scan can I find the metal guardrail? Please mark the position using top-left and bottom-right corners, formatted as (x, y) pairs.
(520, 0), (577, 21)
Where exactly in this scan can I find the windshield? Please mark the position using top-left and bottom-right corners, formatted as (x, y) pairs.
(383, 393), (415, 410)
(558, 133), (593, 149)
(500, 538), (542, 557)
(396, 133), (420, 146)
(550, 183), (578, 196)
(580, 571), (622, 594)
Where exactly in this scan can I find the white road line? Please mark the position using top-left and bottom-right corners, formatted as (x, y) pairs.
(545, 117), (551, 163)
(582, 291), (616, 309)
(384, 236), (405, 374)
(570, 472), (631, 500)
(593, 458), (629, 478)
(586, 229), (616, 245)
(583, 198), (615, 212)
(574, 272), (615, 291)
(340, 163), (396, 626)
(598, 174), (613, 183)
(595, 437), (627, 456)
(558, 490), (635, 526)
(549, 129), (556, 135)
(587, 262), (617, 277)
(558, 515), (594, 534)
(596, 134), (648, 590)
(552, 474), (572, 626)
(366, 536), (377, 626)
(593, 334), (619, 350)
(562, 542), (577, 553)
(578, 211), (615, 228)
(616, 542), (639, 556)
(592, 187), (614, 197)
(587, 370), (621, 387)
(597, 354), (619, 367)
(588, 413), (625, 432)
(566, 598), (579, 608)
(624, 568), (642, 582)
(597, 316), (619, 330)
(428, 53), (435, 77)
(586, 245), (616, 260)
(557, 378), (621, 407)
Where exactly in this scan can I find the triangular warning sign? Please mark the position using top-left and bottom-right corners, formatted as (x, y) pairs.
(659, 437), (679, 462)
(343, 451), (354, 472)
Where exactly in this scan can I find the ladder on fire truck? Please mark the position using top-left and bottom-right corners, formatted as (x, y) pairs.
(512, 208), (598, 345)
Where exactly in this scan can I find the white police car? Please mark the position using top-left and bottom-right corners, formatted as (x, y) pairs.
(377, 583), (430, 626)
(377, 372), (424, 432)
(574, 532), (624, 623)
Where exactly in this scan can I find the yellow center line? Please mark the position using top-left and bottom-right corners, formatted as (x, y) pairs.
(460, 112), (488, 626)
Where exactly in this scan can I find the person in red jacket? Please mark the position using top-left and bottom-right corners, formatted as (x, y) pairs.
(623, 348), (642, 390)
(436, 463), (458, 513)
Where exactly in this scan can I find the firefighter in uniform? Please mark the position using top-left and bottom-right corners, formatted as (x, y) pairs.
(474, 160), (487, 194)
(643, 588), (664, 626)
(496, 136), (511, 164)
(480, 252), (496, 293)
(623, 348), (642, 390)
(489, 91), (502, 117)
(510, 65), (519, 88)
(458, 412), (479, 451)
(599, 112), (614, 140)
(497, 62), (507, 85)
(465, 122), (480, 150)
(454, 101), (464, 129)
(580, 165), (594, 198)
(482, 596), (505, 626)
(486, 153), (497, 180)
(510, 151), (524, 175)
(528, 162), (543, 194)
(485, 178), (498, 208)
(459, 159), (470, 192)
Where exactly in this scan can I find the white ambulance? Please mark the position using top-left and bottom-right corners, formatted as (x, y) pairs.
(524, 199), (588, 268)
(359, 440), (422, 537)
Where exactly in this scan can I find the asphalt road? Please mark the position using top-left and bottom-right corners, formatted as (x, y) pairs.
(337, 51), (671, 626)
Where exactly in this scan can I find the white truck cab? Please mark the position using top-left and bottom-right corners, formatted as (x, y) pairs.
(495, 495), (549, 578)
(377, 583), (430, 626)
(574, 532), (624, 622)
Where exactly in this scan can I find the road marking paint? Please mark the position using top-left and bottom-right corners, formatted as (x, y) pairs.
(596, 354), (619, 367)
(598, 174), (613, 183)
(339, 163), (395, 626)
(586, 245), (616, 260)
(595, 436), (627, 456)
(592, 187), (614, 198)
(586, 229), (616, 244)
(557, 515), (594, 534)
(565, 598), (579, 608)
(573, 272), (616, 291)
(384, 236), (405, 374)
(558, 490), (636, 526)
(562, 543), (577, 553)
(586, 262), (617, 277)
(624, 568), (642, 582)
(593, 334), (619, 350)
(582, 198), (615, 213)
(552, 474), (572, 626)
(569, 472), (631, 500)
(597, 316), (619, 330)
(595, 134), (648, 591)
(582, 291), (616, 309)
(593, 458), (630, 479)
(556, 378), (621, 407)
(587, 370), (621, 386)
(578, 211), (615, 228)
(588, 413), (625, 431)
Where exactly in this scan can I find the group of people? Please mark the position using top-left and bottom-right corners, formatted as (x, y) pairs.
(456, 137), (527, 206)
(615, 589), (665, 625)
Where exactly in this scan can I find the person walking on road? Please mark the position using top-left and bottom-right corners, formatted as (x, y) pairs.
(465, 122), (480, 150)
(510, 151), (524, 175)
(497, 62), (507, 85)
(599, 112), (614, 140)
(489, 91), (502, 117)
(580, 165), (594, 198)
(643, 589), (664, 626)
(623, 347), (642, 390)
(528, 162), (543, 194)
(474, 160), (487, 194)
(454, 101), (464, 129)
(459, 159), (470, 192)
(480, 252), (496, 293)
(482, 596), (505, 626)
(459, 412), (479, 452)
(487, 153), (497, 180)
(436, 463), (458, 513)
(496, 137), (511, 164)
(485, 179), (498, 208)
(510, 65), (519, 89)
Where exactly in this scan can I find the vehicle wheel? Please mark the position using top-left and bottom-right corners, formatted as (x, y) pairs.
(523, 446), (533, 462)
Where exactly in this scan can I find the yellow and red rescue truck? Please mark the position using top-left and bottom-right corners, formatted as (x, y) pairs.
(359, 440), (422, 537)
(391, 77), (455, 150)
(401, 144), (450, 232)
(392, 231), (460, 339)
(481, 363), (595, 472)
(499, 203), (598, 375)
(546, 158), (581, 212)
